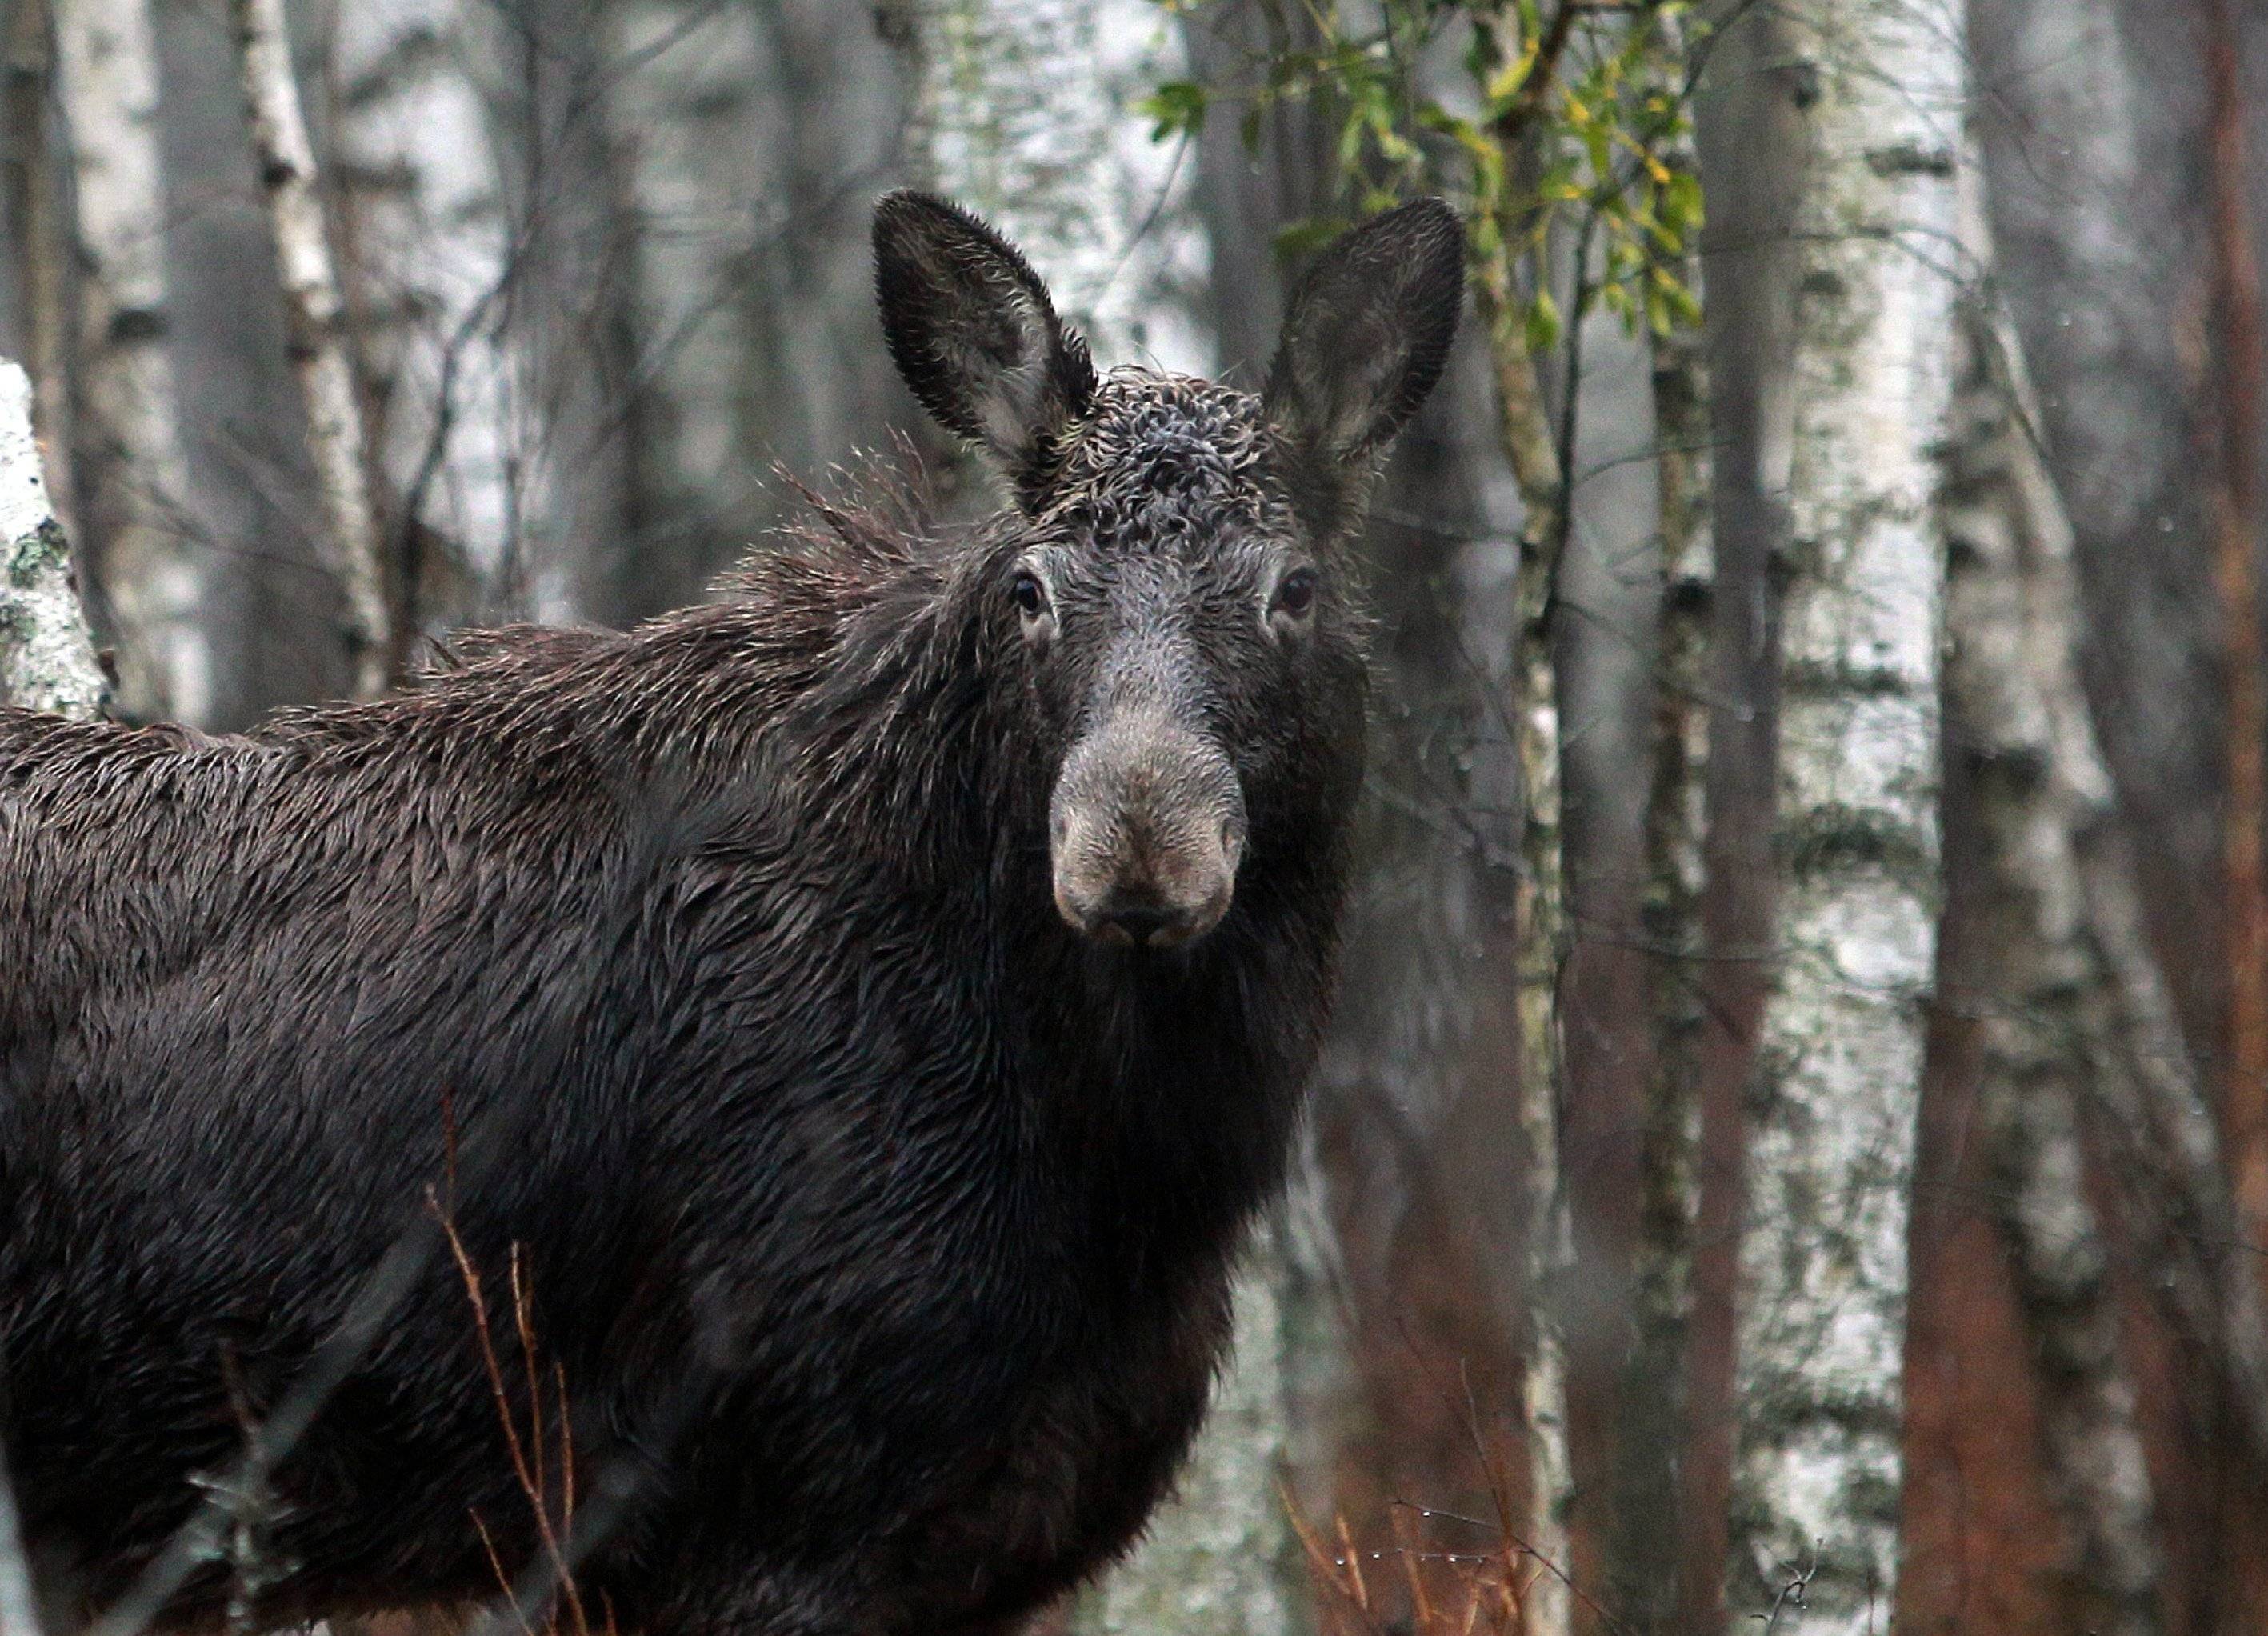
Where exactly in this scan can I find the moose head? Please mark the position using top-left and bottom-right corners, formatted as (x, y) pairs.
(874, 190), (1464, 949)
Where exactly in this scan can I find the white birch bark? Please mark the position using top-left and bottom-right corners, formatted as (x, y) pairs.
(234, 0), (391, 698)
(1617, 152), (1713, 1635)
(330, 0), (524, 624)
(1937, 200), (2160, 1630)
(1947, 6), (2268, 1531)
(6, 0), (78, 549)
(1510, 543), (1571, 1636)
(1726, 3), (1962, 1626)
(53, 0), (209, 723)
(1, 362), (109, 718)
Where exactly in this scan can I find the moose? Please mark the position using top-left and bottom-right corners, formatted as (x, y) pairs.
(0, 191), (1464, 1636)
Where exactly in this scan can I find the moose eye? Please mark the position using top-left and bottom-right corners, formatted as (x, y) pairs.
(1271, 567), (1319, 622)
(1010, 568), (1055, 646)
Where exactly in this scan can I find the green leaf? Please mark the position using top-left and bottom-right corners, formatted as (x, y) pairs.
(1274, 217), (1350, 263)
(1524, 287), (1562, 355)
(1338, 106), (1368, 170)
(1134, 80), (1209, 142)
(1664, 170), (1705, 232)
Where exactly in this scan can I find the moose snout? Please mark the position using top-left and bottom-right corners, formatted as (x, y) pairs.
(1050, 714), (1246, 950)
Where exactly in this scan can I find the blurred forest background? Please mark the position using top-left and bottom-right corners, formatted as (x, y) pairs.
(10, 0), (2268, 1633)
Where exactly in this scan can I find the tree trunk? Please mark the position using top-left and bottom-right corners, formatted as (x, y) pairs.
(1611, 86), (1713, 1627)
(233, 0), (391, 698)
(600, 0), (922, 614)
(4, 0), (77, 546)
(601, 0), (777, 609)
(734, 0), (924, 540)
(1067, 1220), (1306, 1636)
(329, 0), (527, 635)
(466, 0), (635, 627)
(53, 0), (209, 722)
(1465, 36), (1577, 1630)
(1968, 0), (2222, 1064)
(2202, 0), (2268, 1342)
(1935, 209), (2162, 1634)
(1506, 351), (1571, 1636)
(1717, 2), (1961, 1626)
(1182, 14), (1548, 1619)
(0, 360), (108, 718)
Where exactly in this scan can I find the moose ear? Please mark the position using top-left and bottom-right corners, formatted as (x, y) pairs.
(874, 190), (1097, 488)
(1264, 198), (1465, 473)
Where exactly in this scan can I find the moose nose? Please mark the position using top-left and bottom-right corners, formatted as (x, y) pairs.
(1048, 710), (1246, 952)
(1101, 901), (1179, 947)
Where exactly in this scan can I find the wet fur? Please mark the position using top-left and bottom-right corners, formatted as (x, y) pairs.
(0, 196), (1461, 1636)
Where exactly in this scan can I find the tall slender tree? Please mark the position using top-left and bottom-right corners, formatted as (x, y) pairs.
(1708, 3), (1961, 1626)
(54, 0), (207, 722)
(234, 0), (392, 697)
(330, 0), (528, 634)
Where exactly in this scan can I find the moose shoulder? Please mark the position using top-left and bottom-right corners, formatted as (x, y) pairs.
(0, 193), (1463, 1636)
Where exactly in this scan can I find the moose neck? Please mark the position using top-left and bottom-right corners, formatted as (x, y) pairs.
(1002, 846), (1341, 1302)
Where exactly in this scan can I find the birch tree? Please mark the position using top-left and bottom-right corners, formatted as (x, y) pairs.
(603, 0), (922, 613)
(6, 0), (77, 546)
(602, 0), (776, 604)
(1, 361), (108, 718)
(54, 0), (207, 722)
(330, 0), (526, 629)
(1614, 18), (1712, 1619)
(1068, 1221), (1306, 1636)
(1155, 14), (1710, 1634)
(1936, 239), (2161, 1636)
(1720, 2), (1960, 1624)
(1965, 0), (2222, 1057)
(234, 0), (392, 697)
(1179, 10), (1533, 1622)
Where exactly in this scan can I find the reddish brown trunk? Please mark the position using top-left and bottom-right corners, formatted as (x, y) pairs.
(1669, 306), (1782, 1632)
(1670, 879), (1772, 1636)
(2205, 0), (2268, 1287)
(1671, 14), (1806, 1622)
(1560, 917), (1649, 1635)
(2202, 10), (2268, 1632)
(1898, 990), (2066, 1636)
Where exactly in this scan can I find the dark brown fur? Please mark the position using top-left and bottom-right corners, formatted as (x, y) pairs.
(0, 194), (1462, 1636)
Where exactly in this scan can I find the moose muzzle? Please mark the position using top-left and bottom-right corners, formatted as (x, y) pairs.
(1050, 709), (1247, 949)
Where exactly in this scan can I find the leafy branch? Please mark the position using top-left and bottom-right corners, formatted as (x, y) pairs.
(1139, 0), (1706, 357)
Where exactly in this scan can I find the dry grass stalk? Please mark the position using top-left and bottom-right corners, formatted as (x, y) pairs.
(430, 1195), (604, 1636)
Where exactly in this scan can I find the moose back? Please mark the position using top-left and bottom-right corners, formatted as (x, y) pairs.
(0, 193), (1463, 1636)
